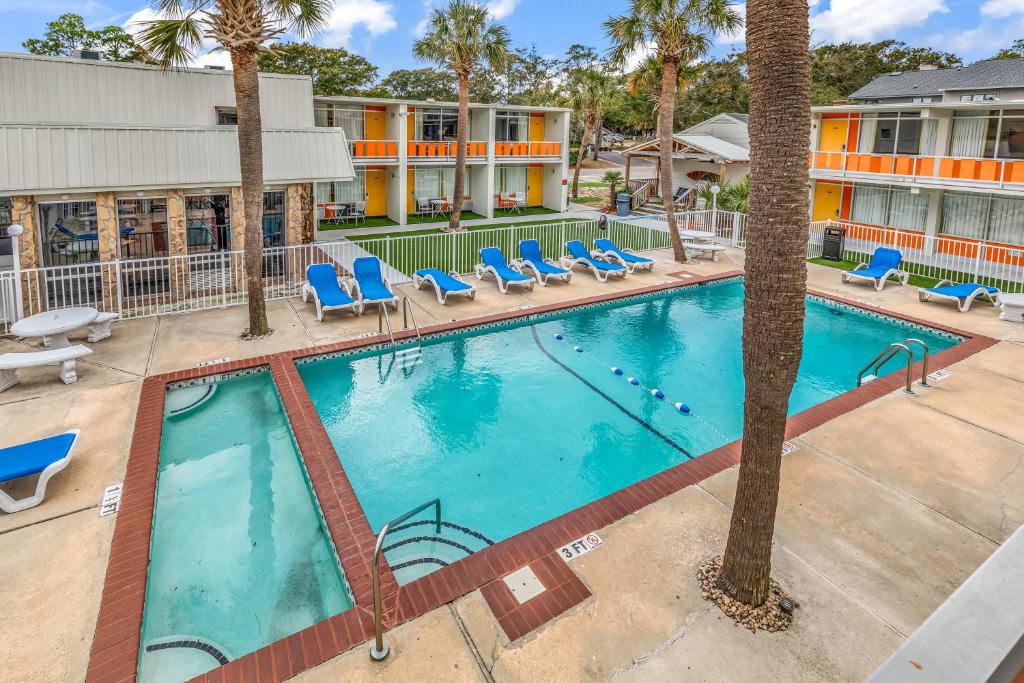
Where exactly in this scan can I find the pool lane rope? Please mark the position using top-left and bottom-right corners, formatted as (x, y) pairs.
(551, 331), (732, 445)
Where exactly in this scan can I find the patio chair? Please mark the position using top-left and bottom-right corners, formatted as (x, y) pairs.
(0, 430), (80, 513)
(349, 201), (366, 225)
(352, 256), (399, 310)
(918, 280), (1000, 313)
(593, 238), (655, 273)
(413, 269), (477, 304)
(415, 197), (433, 216)
(514, 239), (571, 286)
(474, 247), (535, 294)
(841, 247), (909, 291)
(560, 240), (628, 282)
(499, 193), (521, 214)
(301, 263), (363, 321)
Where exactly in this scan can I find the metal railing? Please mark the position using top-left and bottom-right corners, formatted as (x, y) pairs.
(349, 139), (399, 159)
(630, 180), (655, 211)
(401, 296), (422, 343)
(857, 338), (931, 394)
(407, 140), (488, 158)
(370, 498), (442, 661)
(494, 141), (562, 157)
(810, 149), (1024, 190)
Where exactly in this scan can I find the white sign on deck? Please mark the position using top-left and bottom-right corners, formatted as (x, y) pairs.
(100, 483), (123, 516)
(558, 533), (604, 562)
(927, 368), (952, 383)
(197, 357), (230, 367)
(781, 441), (799, 457)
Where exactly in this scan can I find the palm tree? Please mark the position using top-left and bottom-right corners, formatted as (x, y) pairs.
(601, 170), (624, 210)
(565, 67), (617, 199)
(137, 0), (331, 337)
(606, 0), (742, 262)
(414, 0), (510, 232)
(716, 0), (811, 606)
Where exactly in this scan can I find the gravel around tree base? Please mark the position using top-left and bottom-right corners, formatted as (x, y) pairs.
(698, 556), (795, 633)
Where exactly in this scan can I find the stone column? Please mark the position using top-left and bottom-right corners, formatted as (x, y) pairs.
(286, 183), (314, 245)
(95, 191), (120, 313)
(230, 186), (247, 254)
(166, 189), (190, 301)
(10, 196), (41, 315)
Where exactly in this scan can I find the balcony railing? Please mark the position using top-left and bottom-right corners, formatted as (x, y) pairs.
(350, 140), (399, 159)
(407, 141), (487, 158)
(810, 150), (1024, 189)
(495, 141), (562, 157)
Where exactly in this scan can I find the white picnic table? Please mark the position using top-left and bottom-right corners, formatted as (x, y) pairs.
(11, 307), (100, 348)
(679, 229), (716, 242)
(997, 293), (1024, 322)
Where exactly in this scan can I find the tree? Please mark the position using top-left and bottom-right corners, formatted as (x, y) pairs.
(564, 67), (617, 198)
(138, 0), (332, 338)
(715, 0), (810, 606)
(990, 39), (1024, 60)
(257, 42), (377, 96)
(377, 67), (457, 101)
(607, 0), (742, 263)
(414, 0), (510, 233)
(23, 13), (147, 62)
(602, 171), (624, 209)
(674, 53), (748, 128)
(809, 40), (960, 103)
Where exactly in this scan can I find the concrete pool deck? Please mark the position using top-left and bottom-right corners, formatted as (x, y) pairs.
(1, 248), (1022, 682)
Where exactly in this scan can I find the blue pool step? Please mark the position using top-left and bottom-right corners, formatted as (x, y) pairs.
(382, 519), (494, 584)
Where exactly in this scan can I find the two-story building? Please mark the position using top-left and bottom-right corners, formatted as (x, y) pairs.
(809, 58), (1024, 254)
(311, 95), (570, 225)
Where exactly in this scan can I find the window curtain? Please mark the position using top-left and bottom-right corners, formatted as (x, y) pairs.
(887, 189), (928, 232)
(949, 117), (987, 157)
(851, 186), (888, 225)
(919, 119), (938, 156)
(316, 173), (365, 204)
(498, 165), (528, 196)
(858, 117), (877, 153)
(336, 109), (364, 141)
(941, 192), (989, 239)
(415, 168), (465, 199)
(987, 196), (1024, 245)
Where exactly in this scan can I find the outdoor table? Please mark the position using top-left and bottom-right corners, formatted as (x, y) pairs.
(11, 307), (99, 349)
(679, 229), (716, 242)
(430, 199), (450, 217)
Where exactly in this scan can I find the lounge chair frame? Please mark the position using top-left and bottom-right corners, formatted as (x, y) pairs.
(0, 429), (80, 514)
(592, 239), (655, 273)
(413, 269), (478, 305)
(513, 240), (572, 286)
(301, 265), (364, 321)
(560, 241), (628, 283)
(841, 248), (910, 291)
(474, 248), (535, 294)
(352, 257), (400, 311)
(918, 279), (1000, 313)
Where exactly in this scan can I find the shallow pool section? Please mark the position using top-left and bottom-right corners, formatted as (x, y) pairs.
(139, 370), (352, 682)
(299, 279), (960, 583)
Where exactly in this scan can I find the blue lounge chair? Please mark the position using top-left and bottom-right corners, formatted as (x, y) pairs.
(593, 238), (655, 273)
(560, 240), (628, 282)
(0, 430), (79, 513)
(514, 239), (571, 286)
(301, 263), (363, 321)
(413, 268), (477, 304)
(474, 247), (535, 294)
(841, 247), (909, 291)
(353, 256), (399, 310)
(919, 280), (1000, 313)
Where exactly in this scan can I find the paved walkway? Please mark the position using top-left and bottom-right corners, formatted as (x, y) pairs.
(1, 250), (1022, 681)
(316, 206), (602, 239)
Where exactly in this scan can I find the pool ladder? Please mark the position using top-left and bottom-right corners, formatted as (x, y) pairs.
(370, 498), (442, 661)
(857, 338), (931, 394)
(377, 296), (424, 349)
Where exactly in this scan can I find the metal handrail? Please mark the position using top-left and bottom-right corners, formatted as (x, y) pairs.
(904, 338), (931, 387)
(401, 296), (422, 343)
(370, 498), (442, 661)
(377, 304), (396, 347)
(857, 342), (914, 394)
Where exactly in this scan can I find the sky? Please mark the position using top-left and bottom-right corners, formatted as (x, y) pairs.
(0, 0), (1020, 73)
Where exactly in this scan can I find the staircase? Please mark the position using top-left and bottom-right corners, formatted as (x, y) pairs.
(382, 519), (494, 584)
(633, 196), (668, 216)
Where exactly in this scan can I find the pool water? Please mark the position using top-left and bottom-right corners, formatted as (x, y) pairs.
(139, 371), (352, 682)
(299, 279), (959, 582)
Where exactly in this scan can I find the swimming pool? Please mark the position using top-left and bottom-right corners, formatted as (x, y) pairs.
(139, 370), (352, 682)
(298, 278), (960, 583)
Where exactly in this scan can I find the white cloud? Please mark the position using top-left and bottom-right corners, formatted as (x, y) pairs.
(413, 0), (434, 38)
(124, 6), (235, 68)
(485, 0), (520, 19)
(623, 42), (656, 71)
(810, 0), (949, 42)
(321, 0), (397, 46)
(981, 0), (1024, 17)
(717, 2), (745, 43)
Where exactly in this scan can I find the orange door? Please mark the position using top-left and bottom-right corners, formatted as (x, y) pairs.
(364, 109), (386, 140)
(819, 119), (849, 152)
(364, 169), (386, 216)
(812, 182), (842, 221)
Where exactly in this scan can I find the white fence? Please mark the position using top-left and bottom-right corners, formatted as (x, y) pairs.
(612, 210), (748, 247)
(808, 219), (1024, 294)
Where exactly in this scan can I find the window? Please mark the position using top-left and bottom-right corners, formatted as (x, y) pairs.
(416, 108), (459, 141)
(867, 112), (922, 155)
(116, 198), (168, 259)
(413, 167), (469, 199)
(496, 112), (529, 142)
(314, 105), (364, 140)
(0, 197), (12, 262)
(317, 173), (365, 205)
(850, 185), (927, 232)
(216, 107), (238, 125)
(496, 165), (528, 196)
(993, 112), (1024, 159)
(960, 94), (996, 102)
(951, 111), (993, 157)
(941, 191), (1024, 246)
(912, 97), (933, 104)
(38, 200), (99, 266)
(184, 194), (231, 253)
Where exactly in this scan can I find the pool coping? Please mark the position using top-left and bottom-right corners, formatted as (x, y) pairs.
(85, 271), (999, 682)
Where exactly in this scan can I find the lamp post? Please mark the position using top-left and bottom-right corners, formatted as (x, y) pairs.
(5, 223), (24, 321)
(710, 184), (721, 234)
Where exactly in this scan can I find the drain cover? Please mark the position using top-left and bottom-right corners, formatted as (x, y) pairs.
(503, 566), (546, 604)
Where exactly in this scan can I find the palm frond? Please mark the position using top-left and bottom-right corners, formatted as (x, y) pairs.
(136, 14), (205, 68)
(267, 0), (332, 38)
(413, 0), (510, 76)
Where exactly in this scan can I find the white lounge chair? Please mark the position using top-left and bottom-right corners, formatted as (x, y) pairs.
(918, 280), (1000, 313)
(0, 430), (80, 513)
(413, 269), (477, 304)
(475, 247), (535, 294)
(0, 345), (92, 392)
(841, 248), (909, 291)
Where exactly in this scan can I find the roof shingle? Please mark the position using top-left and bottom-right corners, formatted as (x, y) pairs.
(850, 58), (1024, 100)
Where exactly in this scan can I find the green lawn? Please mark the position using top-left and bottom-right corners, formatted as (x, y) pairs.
(318, 216), (398, 231)
(354, 217), (583, 241)
(808, 256), (1023, 293)
(407, 210), (485, 224)
(492, 207), (559, 218)
(570, 196), (604, 205)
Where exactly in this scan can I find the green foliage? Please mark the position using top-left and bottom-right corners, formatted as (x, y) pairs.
(695, 175), (749, 213)
(673, 52), (748, 129)
(257, 42), (378, 96)
(377, 67), (457, 101)
(23, 13), (147, 62)
(990, 39), (1024, 60)
(413, 0), (511, 80)
(602, 171), (624, 206)
(809, 40), (961, 102)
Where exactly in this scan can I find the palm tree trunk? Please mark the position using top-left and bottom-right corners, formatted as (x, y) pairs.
(716, 0), (811, 607)
(231, 47), (270, 337)
(658, 58), (683, 262)
(592, 113), (602, 161)
(449, 73), (470, 232)
(571, 115), (594, 199)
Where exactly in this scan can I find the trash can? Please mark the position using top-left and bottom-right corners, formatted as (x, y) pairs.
(822, 224), (846, 261)
(616, 193), (632, 217)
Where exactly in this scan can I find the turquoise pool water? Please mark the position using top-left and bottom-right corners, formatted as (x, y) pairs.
(298, 279), (960, 582)
(139, 371), (352, 682)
